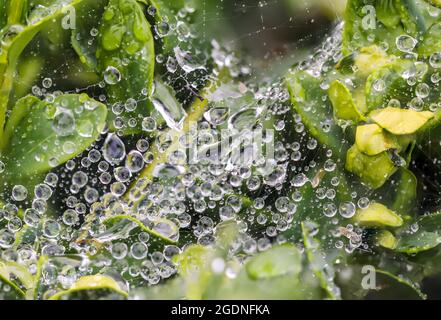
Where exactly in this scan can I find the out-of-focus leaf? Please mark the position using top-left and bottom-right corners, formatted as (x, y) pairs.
(423, 0), (441, 9)
(369, 270), (426, 299)
(246, 245), (302, 280)
(48, 275), (128, 300)
(5, 0), (28, 25)
(0, 259), (34, 299)
(0, 0), (7, 29)
(11, 56), (43, 105)
(337, 265), (426, 299)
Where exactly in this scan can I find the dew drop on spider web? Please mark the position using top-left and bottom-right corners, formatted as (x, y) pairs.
(103, 66), (121, 85)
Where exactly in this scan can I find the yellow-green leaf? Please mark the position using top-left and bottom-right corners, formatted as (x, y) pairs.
(355, 124), (399, 156)
(354, 45), (395, 76)
(370, 107), (434, 135)
(375, 230), (398, 249)
(328, 80), (365, 121)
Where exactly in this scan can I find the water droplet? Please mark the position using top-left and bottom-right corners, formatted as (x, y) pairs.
(228, 107), (260, 131)
(339, 202), (356, 218)
(142, 117), (157, 132)
(174, 47), (205, 73)
(323, 202), (337, 217)
(104, 66), (121, 85)
(102, 133), (126, 164)
(42, 78), (52, 89)
(291, 173), (308, 187)
(12, 185), (28, 201)
(429, 52), (441, 69)
(204, 107), (229, 126)
(43, 220), (61, 238)
(154, 21), (170, 37)
(131, 242), (148, 259)
(396, 35), (417, 53)
(52, 109), (75, 136)
(152, 88), (187, 130)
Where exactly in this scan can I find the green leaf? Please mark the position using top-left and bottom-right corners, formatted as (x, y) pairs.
(245, 245), (302, 280)
(370, 107), (433, 135)
(391, 168), (417, 215)
(285, 70), (347, 160)
(418, 21), (441, 57)
(1, 95), (41, 148)
(48, 275), (128, 300)
(372, 269), (427, 299)
(328, 80), (365, 121)
(0, 94), (107, 182)
(71, 0), (107, 70)
(0, 0), (90, 142)
(396, 213), (441, 254)
(97, 0), (155, 135)
(346, 144), (397, 189)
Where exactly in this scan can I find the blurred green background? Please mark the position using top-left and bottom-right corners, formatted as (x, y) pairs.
(198, 0), (346, 75)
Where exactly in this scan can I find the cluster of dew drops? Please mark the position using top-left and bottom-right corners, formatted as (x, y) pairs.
(0, 3), (438, 296)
